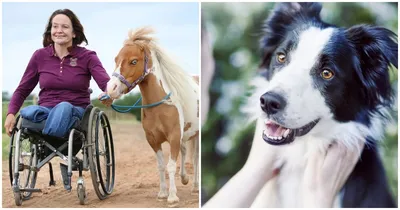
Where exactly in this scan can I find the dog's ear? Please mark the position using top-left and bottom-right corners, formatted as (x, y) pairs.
(259, 3), (323, 71)
(274, 2), (322, 20)
(345, 25), (398, 106)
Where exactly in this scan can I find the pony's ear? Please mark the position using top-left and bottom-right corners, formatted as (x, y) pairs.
(259, 3), (323, 70)
(345, 25), (398, 105)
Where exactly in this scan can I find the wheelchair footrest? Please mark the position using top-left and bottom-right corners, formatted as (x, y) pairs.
(20, 188), (42, 193)
(60, 163), (71, 191)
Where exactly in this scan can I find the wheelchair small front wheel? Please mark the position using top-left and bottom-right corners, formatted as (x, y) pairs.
(14, 191), (22, 206)
(77, 183), (86, 205)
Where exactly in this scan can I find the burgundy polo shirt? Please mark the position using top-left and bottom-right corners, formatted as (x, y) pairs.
(8, 45), (110, 115)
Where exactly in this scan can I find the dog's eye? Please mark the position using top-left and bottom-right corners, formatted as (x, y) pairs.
(131, 59), (138, 65)
(321, 69), (334, 80)
(276, 53), (286, 63)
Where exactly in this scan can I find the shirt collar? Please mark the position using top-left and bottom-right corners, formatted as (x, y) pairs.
(47, 44), (78, 57)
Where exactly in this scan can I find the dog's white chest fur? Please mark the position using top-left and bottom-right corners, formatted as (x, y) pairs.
(251, 136), (339, 208)
(277, 140), (308, 207)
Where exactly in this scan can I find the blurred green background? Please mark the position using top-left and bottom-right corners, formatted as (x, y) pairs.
(201, 2), (398, 205)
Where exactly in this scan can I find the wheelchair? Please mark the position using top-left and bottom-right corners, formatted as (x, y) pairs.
(8, 104), (115, 206)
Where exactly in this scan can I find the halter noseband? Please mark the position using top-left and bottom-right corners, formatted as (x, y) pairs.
(112, 53), (150, 93)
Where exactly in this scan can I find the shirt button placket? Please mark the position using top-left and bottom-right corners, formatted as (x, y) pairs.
(60, 58), (64, 73)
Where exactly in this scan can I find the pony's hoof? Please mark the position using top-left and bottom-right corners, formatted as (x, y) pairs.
(167, 194), (179, 205)
(168, 202), (179, 208)
(181, 175), (189, 185)
(157, 191), (168, 201)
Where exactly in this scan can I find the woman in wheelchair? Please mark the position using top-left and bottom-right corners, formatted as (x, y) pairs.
(4, 8), (115, 206)
(4, 8), (112, 137)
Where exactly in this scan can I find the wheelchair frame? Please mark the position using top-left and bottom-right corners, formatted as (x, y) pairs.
(8, 105), (115, 206)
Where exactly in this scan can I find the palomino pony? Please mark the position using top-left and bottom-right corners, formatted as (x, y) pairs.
(106, 27), (199, 205)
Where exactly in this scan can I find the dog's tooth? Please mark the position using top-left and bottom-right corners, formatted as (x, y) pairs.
(283, 129), (290, 138)
(277, 136), (282, 140)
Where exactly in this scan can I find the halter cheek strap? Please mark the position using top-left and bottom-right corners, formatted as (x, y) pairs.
(113, 53), (150, 93)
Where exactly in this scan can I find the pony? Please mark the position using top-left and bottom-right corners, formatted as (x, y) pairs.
(106, 27), (199, 205)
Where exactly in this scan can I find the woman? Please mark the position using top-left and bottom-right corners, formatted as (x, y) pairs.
(4, 9), (113, 137)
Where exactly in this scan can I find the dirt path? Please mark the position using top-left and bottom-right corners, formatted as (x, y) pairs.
(2, 121), (199, 208)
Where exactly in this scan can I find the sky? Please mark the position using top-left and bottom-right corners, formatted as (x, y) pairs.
(2, 2), (199, 99)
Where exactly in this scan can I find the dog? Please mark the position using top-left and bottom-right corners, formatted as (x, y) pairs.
(244, 2), (397, 207)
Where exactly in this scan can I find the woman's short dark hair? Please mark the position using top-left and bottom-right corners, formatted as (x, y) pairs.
(43, 9), (88, 47)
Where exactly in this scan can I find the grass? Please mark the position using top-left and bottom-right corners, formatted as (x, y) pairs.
(2, 133), (10, 160)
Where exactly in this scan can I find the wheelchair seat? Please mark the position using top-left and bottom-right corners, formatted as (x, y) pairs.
(21, 118), (82, 136)
(21, 119), (46, 133)
(19, 117), (84, 158)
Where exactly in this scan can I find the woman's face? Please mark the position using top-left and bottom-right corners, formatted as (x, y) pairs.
(51, 14), (75, 47)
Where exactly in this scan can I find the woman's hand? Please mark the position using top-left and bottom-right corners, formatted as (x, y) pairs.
(302, 141), (364, 207)
(4, 114), (16, 136)
(98, 92), (113, 107)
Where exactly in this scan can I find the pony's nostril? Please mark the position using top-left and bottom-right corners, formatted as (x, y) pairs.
(112, 84), (117, 91)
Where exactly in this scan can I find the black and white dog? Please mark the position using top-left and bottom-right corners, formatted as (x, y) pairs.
(246, 2), (397, 207)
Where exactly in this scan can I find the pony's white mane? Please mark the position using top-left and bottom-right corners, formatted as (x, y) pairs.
(151, 44), (199, 115)
(126, 27), (199, 116)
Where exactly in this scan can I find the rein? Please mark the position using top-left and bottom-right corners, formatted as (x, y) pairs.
(100, 92), (172, 113)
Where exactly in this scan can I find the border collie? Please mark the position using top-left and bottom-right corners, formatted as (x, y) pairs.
(245, 2), (397, 207)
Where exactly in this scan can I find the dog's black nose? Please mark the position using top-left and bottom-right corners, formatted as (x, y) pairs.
(260, 92), (286, 115)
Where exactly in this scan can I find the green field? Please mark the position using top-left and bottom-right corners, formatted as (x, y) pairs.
(2, 102), (33, 160)
(2, 133), (10, 160)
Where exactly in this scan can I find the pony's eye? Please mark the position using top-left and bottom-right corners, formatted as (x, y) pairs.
(131, 59), (138, 65)
(321, 69), (334, 80)
(277, 53), (286, 63)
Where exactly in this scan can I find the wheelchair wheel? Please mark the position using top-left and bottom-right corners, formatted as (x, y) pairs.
(9, 118), (38, 202)
(87, 107), (115, 200)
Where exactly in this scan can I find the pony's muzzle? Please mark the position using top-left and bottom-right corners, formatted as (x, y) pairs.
(106, 78), (123, 99)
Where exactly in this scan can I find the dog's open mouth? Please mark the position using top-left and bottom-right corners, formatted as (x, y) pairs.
(262, 119), (320, 145)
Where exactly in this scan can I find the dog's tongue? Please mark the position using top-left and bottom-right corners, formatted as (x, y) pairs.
(265, 122), (287, 137)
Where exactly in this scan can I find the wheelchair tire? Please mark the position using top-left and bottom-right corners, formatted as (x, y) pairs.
(9, 117), (38, 201)
(87, 107), (115, 200)
(95, 111), (115, 195)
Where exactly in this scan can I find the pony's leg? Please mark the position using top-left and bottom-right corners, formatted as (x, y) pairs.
(156, 149), (168, 200)
(146, 131), (168, 200)
(180, 141), (189, 185)
(167, 135), (181, 204)
(191, 137), (199, 194)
